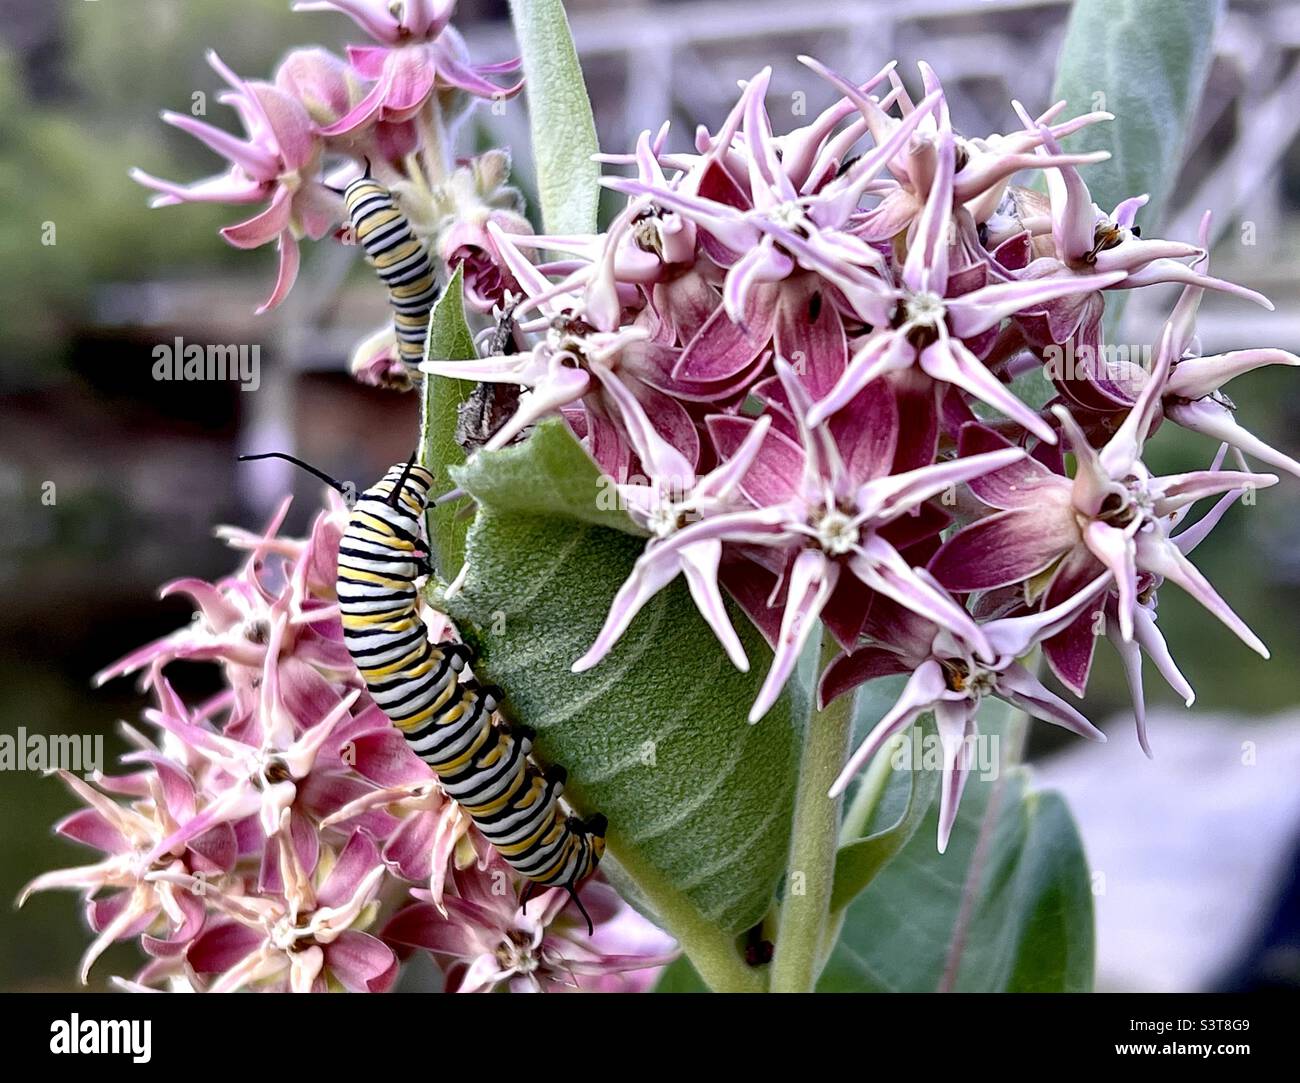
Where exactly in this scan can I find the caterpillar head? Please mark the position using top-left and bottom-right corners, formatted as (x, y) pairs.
(584, 813), (608, 863)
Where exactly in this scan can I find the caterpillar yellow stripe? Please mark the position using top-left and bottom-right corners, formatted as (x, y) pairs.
(343, 176), (441, 371)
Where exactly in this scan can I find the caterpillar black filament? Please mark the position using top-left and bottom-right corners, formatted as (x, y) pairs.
(239, 451), (608, 930)
(343, 173), (441, 370)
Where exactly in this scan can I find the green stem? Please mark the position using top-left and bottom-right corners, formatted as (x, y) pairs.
(608, 837), (764, 993)
(818, 730), (908, 962)
(837, 731), (903, 845)
(768, 629), (855, 993)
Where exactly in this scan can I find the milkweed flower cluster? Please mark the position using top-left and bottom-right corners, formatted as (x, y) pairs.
(130, 0), (530, 361)
(35, 0), (1297, 990)
(21, 498), (675, 991)
(422, 58), (1297, 850)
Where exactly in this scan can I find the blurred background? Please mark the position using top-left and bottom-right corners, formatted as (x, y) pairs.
(1, 0), (1297, 991)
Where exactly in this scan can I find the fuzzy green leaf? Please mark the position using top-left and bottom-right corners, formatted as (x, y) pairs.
(508, 0), (601, 235)
(1050, 0), (1222, 231)
(419, 266), (478, 579)
(438, 421), (799, 959)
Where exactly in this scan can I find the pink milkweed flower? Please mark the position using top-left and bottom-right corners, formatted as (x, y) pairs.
(349, 324), (418, 390)
(180, 829), (397, 992)
(930, 335), (1279, 679)
(137, 667), (401, 883)
(1101, 462), (1245, 754)
(1010, 114), (1273, 347)
(440, 216), (526, 312)
(800, 58), (1114, 241)
(604, 67), (940, 402)
(383, 860), (677, 992)
(94, 499), (356, 729)
(806, 104), (1127, 440)
(507, 150), (699, 341)
(1093, 214), (1300, 479)
(18, 768), (235, 983)
(322, 776), (481, 912)
(130, 51), (339, 313)
(606, 360), (1025, 722)
(295, 0), (521, 136)
(822, 575), (1111, 851)
(274, 47), (360, 126)
(295, 0), (458, 47)
(421, 223), (700, 469)
(274, 47), (423, 166)
(432, 150), (533, 312)
(572, 378), (775, 675)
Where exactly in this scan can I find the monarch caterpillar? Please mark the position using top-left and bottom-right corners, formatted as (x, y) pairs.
(342, 171), (441, 370)
(239, 451), (608, 930)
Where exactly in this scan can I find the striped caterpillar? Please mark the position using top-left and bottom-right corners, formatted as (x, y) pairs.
(240, 452), (607, 930)
(342, 170), (441, 372)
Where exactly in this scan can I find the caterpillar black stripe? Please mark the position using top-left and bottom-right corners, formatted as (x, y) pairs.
(343, 174), (440, 370)
(239, 451), (608, 931)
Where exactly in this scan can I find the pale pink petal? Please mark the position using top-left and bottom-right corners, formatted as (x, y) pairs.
(749, 550), (839, 723)
(829, 659), (951, 796)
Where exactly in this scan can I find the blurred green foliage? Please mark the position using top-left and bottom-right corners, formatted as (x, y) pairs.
(0, 0), (352, 384)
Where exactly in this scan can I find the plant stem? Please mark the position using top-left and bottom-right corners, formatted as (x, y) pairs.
(768, 629), (855, 993)
(837, 730), (903, 845)
(818, 730), (909, 964)
(607, 838), (765, 993)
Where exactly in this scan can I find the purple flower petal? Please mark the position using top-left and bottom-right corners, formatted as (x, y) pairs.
(929, 506), (1075, 592)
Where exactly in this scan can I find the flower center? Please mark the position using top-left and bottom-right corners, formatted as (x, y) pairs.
(905, 291), (946, 327)
(497, 929), (538, 974)
(632, 213), (665, 257)
(1084, 219), (1127, 264)
(943, 659), (995, 697)
(647, 500), (688, 539)
(770, 201), (808, 233)
(813, 507), (860, 555)
(547, 314), (596, 369)
(270, 914), (315, 952)
(258, 756), (292, 788)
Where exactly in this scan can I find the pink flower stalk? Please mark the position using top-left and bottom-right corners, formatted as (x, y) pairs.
(131, 51), (339, 313)
(465, 55), (1294, 792)
(34, 488), (675, 991)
